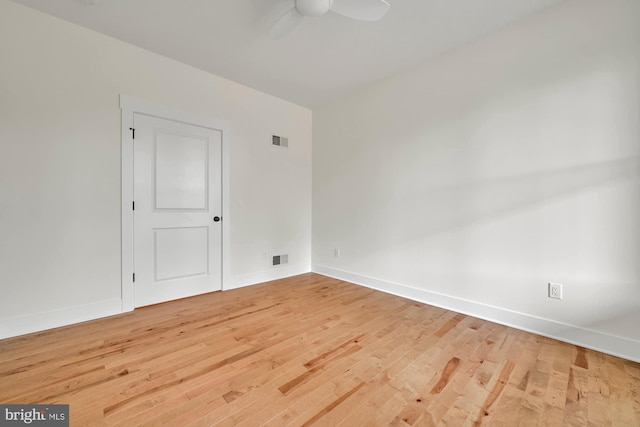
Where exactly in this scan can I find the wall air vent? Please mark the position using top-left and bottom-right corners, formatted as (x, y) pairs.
(272, 254), (289, 267)
(272, 135), (289, 148)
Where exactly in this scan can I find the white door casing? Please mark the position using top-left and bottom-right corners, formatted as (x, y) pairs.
(120, 95), (230, 312)
(133, 114), (222, 307)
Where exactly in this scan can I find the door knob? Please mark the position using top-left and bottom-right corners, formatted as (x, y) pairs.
(213, 216), (221, 222)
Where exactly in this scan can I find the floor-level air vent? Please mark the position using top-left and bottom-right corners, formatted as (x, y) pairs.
(272, 135), (289, 148)
(272, 254), (289, 267)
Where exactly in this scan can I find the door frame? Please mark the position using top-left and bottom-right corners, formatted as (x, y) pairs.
(120, 95), (231, 312)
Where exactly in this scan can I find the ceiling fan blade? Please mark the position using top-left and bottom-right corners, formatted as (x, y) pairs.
(268, 7), (304, 39)
(330, 0), (390, 21)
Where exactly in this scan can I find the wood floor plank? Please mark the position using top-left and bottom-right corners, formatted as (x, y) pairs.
(273, 310), (435, 425)
(588, 351), (613, 426)
(232, 311), (416, 425)
(0, 273), (638, 426)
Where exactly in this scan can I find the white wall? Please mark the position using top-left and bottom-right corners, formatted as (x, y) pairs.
(313, 0), (640, 360)
(0, 1), (311, 337)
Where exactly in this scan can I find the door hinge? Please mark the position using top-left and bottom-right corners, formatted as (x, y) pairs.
(133, 273), (135, 283)
(129, 127), (135, 139)
(132, 201), (135, 211)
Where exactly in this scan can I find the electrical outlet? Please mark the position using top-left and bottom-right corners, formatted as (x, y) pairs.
(548, 282), (563, 300)
(334, 248), (341, 258)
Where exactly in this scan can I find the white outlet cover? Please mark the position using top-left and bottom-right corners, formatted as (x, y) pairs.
(548, 282), (563, 299)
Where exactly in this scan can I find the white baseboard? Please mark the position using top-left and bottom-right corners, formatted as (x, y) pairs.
(225, 263), (311, 291)
(0, 298), (123, 340)
(312, 264), (640, 363)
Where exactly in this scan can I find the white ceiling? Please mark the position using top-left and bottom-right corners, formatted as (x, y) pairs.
(11, 0), (564, 108)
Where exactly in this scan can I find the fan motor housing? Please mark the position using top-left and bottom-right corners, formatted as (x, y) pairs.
(296, 0), (333, 17)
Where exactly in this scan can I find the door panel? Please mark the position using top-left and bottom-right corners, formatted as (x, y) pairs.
(155, 132), (208, 210)
(154, 227), (208, 281)
(134, 114), (222, 307)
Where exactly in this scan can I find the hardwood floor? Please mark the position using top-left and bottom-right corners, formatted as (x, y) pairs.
(1, 273), (639, 426)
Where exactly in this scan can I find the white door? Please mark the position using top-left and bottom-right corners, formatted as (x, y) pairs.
(133, 113), (222, 307)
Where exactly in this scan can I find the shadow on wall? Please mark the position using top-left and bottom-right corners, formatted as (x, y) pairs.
(347, 156), (640, 246)
(323, 42), (640, 255)
(339, 154), (640, 322)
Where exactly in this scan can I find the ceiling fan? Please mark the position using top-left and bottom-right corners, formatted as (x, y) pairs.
(268, 0), (391, 39)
